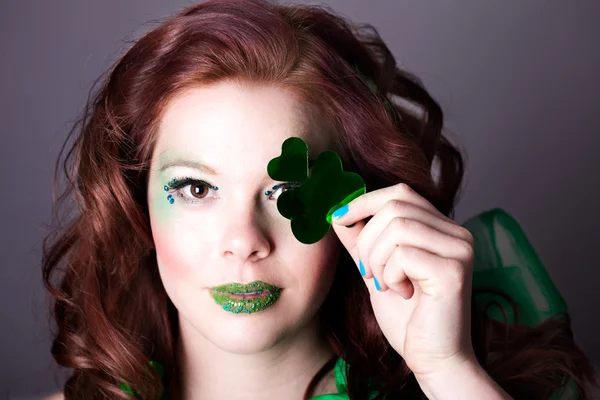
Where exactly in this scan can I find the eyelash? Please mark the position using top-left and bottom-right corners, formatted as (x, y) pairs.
(165, 176), (301, 204)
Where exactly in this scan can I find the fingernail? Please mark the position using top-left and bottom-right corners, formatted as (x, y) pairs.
(359, 260), (365, 276)
(332, 205), (348, 219)
(374, 277), (381, 291)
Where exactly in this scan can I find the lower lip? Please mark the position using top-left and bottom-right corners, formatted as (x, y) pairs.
(210, 290), (281, 314)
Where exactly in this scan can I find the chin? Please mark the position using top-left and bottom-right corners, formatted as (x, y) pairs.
(203, 315), (292, 354)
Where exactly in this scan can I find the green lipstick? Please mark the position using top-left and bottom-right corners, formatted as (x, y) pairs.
(209, 280), (282, 314)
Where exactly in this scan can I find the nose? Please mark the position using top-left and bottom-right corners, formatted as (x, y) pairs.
(218, 205), (271, 263)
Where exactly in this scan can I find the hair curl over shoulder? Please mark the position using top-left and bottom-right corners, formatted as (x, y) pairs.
(42, 0), (599, 398)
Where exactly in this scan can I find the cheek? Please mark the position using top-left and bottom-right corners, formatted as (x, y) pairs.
(148, 184), (194, 280)
(152, 228), (192, 281)
(299, 231), (341, 290)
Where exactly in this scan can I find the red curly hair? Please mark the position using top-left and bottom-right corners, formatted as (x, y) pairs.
(42, 0), (599, 398)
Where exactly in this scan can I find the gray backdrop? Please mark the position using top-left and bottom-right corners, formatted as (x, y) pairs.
(1, 1), (598, 398)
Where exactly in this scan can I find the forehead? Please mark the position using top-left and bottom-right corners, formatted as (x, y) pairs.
(153, 81), (330, 177)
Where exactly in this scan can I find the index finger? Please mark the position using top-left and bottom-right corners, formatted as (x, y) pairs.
(330, 182), (450, 225)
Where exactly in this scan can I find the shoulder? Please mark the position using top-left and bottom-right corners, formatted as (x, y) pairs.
(44, 392), (64, 400)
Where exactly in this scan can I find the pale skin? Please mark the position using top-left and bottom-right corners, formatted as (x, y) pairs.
(330, 187), (513, 399)
(46, 81), (512, 399)
(150, 81), (340, 399)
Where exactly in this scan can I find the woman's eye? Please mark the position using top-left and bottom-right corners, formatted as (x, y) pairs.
(165, 177), (217, 204)
(165, 178), (302, 204)
(270, 183), (302, 200)
(184, 182), (210, 199)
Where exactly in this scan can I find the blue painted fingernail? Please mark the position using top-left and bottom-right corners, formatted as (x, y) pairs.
(374, 277), (381, 291)
(332, 205), (348, 219)
(359, 260), (365, 276)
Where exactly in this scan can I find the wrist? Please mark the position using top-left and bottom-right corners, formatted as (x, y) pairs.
(414, 359), (512, 400)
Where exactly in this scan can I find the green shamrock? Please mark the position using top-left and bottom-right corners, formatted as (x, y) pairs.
(267, 137), (366, 244)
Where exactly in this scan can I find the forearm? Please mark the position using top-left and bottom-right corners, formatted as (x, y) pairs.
(415, 361), (513, 400)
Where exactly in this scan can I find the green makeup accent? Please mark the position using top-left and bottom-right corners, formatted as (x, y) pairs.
(150, 179), (176, 226)
(209, 280), (282, 314)
(267, 137), (366, 244)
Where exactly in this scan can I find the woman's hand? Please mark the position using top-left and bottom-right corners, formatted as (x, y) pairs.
(330, 183), (478, 379)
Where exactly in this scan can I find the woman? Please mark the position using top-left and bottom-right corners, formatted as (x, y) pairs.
(42, 0), (599, 398)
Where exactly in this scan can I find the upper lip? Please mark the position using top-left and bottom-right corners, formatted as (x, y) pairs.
(209, 280), (281, 294)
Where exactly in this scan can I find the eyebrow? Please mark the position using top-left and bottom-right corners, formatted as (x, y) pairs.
(159, 156), (316, 176)
(158, 159), (221, 175)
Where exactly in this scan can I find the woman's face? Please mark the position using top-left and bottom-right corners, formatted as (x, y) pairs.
(147, 81), (341, 354)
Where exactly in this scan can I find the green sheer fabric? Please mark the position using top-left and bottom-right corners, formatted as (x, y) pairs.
(463, 208), (576, 399)
(463, 208), (568, 327)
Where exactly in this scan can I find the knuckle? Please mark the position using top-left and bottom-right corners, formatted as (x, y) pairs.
(368, 249), (385, 269)
(395, 244), (414, 260)
(456, 239), (474, 262)
(384, 252), (406, 281)
(458, 227), (475, 246)
(394, 182), (413, 196)
(382, 263), (395, 282)
(383, 248), (408, 281)
(391, 216), (411, 230)
(384, 199), (407, 215)
(444, 257), (466, 282)
(391, 216), (427, 236)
